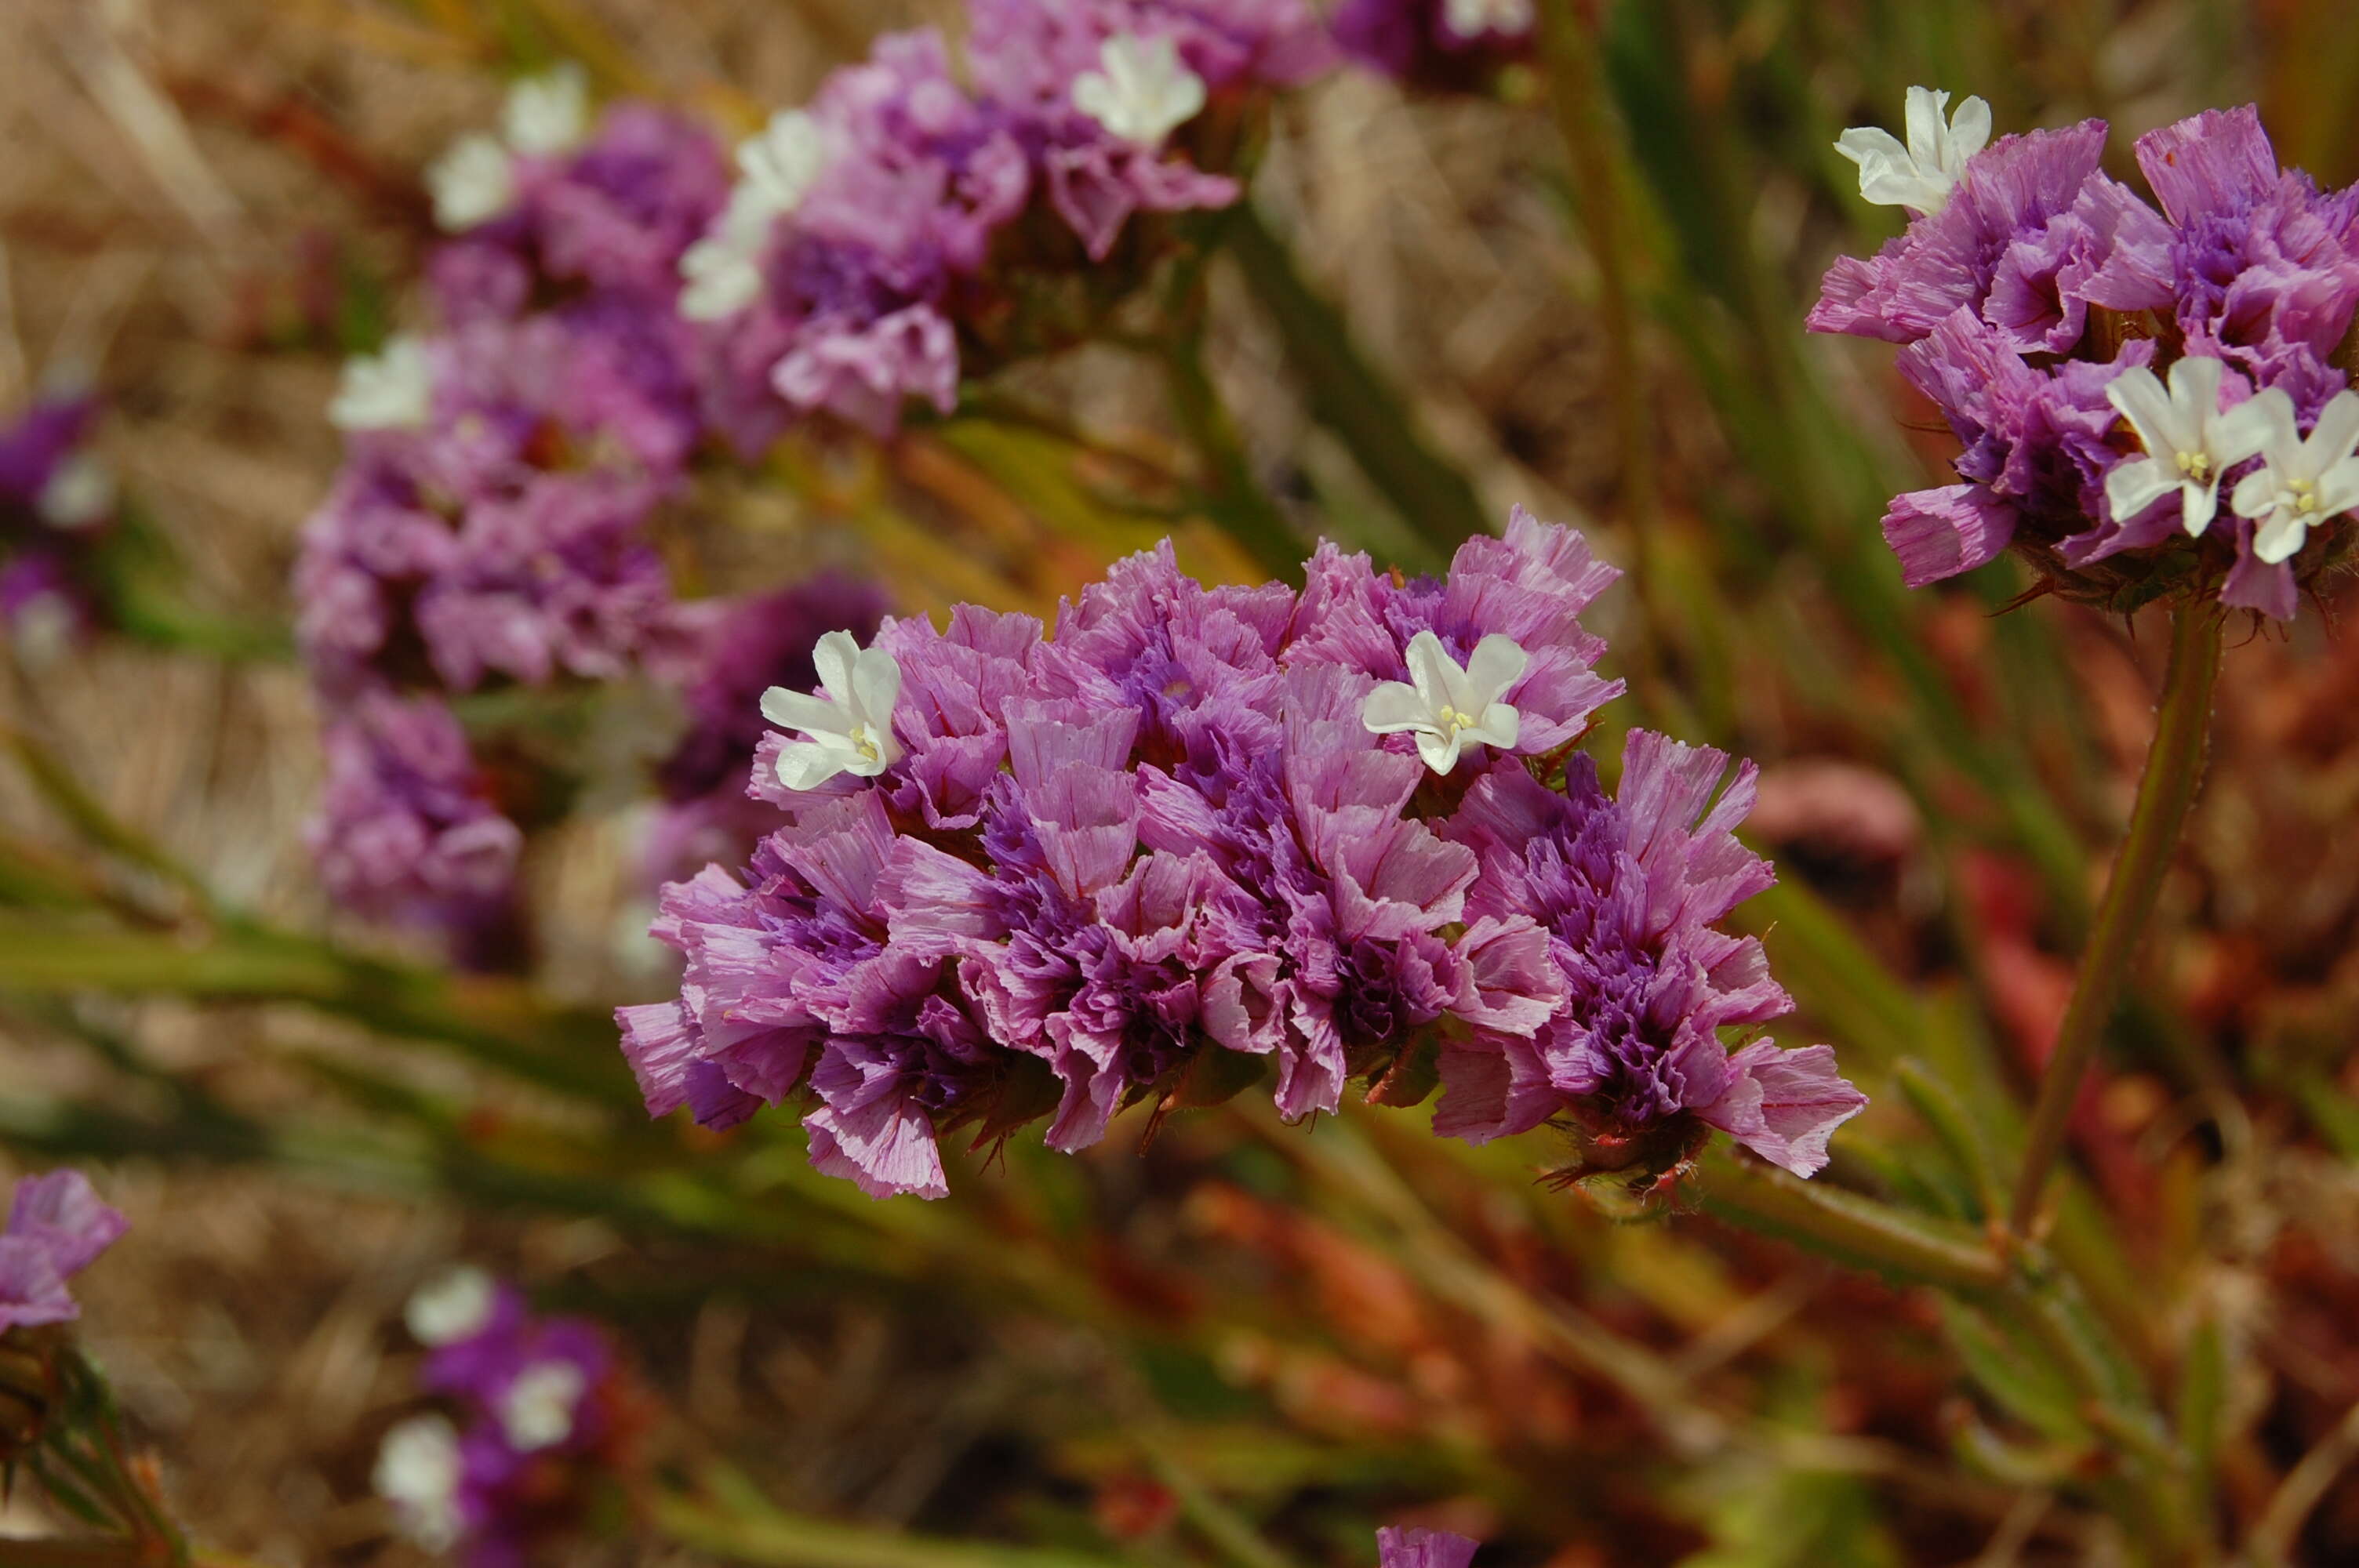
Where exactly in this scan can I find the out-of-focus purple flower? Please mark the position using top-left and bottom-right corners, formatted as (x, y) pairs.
(1376, 1526), (1481, 1568)
(0, 1170), (128, 1334)
(307, 690), (523, 926)
(1332, 0), (1535, 87)
(620, 515), (1859, 1197)
(380, 1269), (634, 1567)
(1437, 731), (1864, 1175)
(2, 396), (114, 653)
(1815, 96), (2359, 618)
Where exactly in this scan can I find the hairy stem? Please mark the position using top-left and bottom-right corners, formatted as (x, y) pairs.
(2008, 604), (2223, 1236)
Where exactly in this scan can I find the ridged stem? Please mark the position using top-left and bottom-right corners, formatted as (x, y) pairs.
(2008, 603), (2223, 1236)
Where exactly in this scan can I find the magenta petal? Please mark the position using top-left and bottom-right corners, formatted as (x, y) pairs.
(8, 1171), (127, 1279)
(1695, 1040), (1869, 1178)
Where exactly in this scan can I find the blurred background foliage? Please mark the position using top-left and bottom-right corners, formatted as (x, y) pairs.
(2, 0), (2359, 1563)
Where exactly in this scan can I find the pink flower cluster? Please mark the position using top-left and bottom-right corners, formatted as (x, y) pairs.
(619, 512), (1865, 1200)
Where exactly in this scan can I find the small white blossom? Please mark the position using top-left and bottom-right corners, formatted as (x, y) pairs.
(678, 113), (830, 323)
(2103, 356), (2271, 538)
(1834, 86), (1992, 217)
(500, 1359), (589, 1452)
(1361, 630), (1528, 775)
(374, 1414), (464, 1552)
(404, 1265), (496, 1346)
(2226, 387), (2359, 564)
(329, 336), (434, 431)
(737, 110), (828, 211)
(761, 630), (905, 789)
(1441, 0), (1536, 39)
(1070, 34), (1206, 147)
(501, 64), (591, 158)
(35, 454), (114, 530)
(427, 132), (516, 231)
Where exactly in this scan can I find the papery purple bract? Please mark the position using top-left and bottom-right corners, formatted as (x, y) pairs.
(0, 1170), (127, 1334)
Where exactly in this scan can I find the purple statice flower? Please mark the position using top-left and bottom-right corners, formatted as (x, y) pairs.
(307, 690), (522, 927)
(1376, 1526), (1481, 1568)
(0, 1170), (128, 1334)
(1816, 95), (2359, 619)
(380, 1269), (634, 1567)
(300, 315), (689, 697)
(1, 396), (114, 653)
(429, 91), (731, 317)
(1331, 0), (1535, 89)
(620, 512), (1856, 1198)
(1438, 731), (1864, 1176)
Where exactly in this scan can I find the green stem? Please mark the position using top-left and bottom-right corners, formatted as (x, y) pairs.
(1219, 204), (1485, 565)
(651, 1493), (1124, 1568)
(1694, 1145), (2008, 1296)
(2008, 604), (2223, 1236)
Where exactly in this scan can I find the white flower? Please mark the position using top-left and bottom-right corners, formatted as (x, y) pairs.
(501, 64), (590, 158)
(1361, 630), (1528, 775)
(427, 132), (516, 230)
(500, 1359), (589, 1452)
(1441, 0), (1536, 39)
(1834, 86), (1992, 216)
(737, 110), (828, 211)
(678, 113), (830, 323)
(329, 336), (434, 431)
(36, 454), (114, 530)
(374, 1414), (464, 1551)
(760, 630), (905, 789)
(2226, 387), (2359, 564)
(1070, 34), (1206, 147)
(2103, 356), (2272, 538)
(404, 1265), (496, 1346)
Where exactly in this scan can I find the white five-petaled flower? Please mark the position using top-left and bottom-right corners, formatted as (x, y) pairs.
(2226, 387), (2359, 564)
(761, 630), (905, 790)
(2103, 356), (2272, 538)
(679, 111), (831, 322)
(1361, 630), (1528, 775)
(329, 336), (434, 431)
(1070, 34), (1206, 147)
(500, 1359), (589, 1452)
(374, 1414), (464, 1551)
(1441, 0), (1536, 40)
(404, 1265), (496, 1347)
(427, 132), (516, 231)
(500, 64), (591, 158)
(1834, 86), (1992, 216)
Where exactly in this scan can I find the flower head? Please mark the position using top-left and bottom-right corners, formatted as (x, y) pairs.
(1072, 34), (1209, 146)
(1377, 1527), (1481, 1568)
(499, 1359), (589, 1451)
(1441, 0), (1533, 40)
(405, 1266), (498, 1347)
(761, 630), (906, 789)
(2227, 387), (2359, 563)
(1361, 630), (1527, 775)
(1835, 85), (1993, 216)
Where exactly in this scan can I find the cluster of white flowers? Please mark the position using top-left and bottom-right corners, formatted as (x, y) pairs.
(425, 64), (591, 232)
(1835, 85), (1990, 217)
(678, 111), (831, 322)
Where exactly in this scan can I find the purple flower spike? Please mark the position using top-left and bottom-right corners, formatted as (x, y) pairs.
(621, 514), (1863, 1198)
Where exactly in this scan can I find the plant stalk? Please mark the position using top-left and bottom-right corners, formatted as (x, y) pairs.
(1695, 1145), (2009, 1296)
(2008, 604), (2223, 1236)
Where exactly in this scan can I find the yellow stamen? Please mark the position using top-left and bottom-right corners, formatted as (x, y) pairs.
(2175, 450), (2211, 481)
